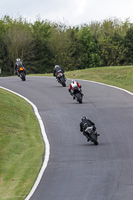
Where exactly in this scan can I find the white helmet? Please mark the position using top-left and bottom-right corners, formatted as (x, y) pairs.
(16, 58), (20, 62)
(55, 65), (59, 68)
(72, 79), (76, 83)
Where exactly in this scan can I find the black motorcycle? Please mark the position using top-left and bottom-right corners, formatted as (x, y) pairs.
(73, 87), (83, 103)
(84, 126), (99, 145)
(18, 66), (26, 81)
(56, 72), (66, 87)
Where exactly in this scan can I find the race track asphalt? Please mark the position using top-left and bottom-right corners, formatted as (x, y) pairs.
(1, 76), (133, 200)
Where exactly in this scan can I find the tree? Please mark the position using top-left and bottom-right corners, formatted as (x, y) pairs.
(48, 22), (70, 70)
(4, 17), (34, 74)
(78, 26), (101, 68)
(0, 16), (133, 75)
(65, 27), (81, 70)
(0, 18), (7, 75)
(89, 18), (127, 66)
(32, 19), (53, 73)
(100, 32), (126, 66)
(124, 26), (133, 64)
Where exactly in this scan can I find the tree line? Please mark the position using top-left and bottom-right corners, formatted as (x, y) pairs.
(0, 16), (133, 75)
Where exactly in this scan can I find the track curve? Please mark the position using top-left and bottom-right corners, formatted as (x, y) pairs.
(1, 76), (133, 200)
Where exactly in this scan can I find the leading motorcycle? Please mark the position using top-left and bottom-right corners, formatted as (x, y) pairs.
(18, 66), (26, 81)
(84, 126), (100, 145)
(56, 72), (66, 87)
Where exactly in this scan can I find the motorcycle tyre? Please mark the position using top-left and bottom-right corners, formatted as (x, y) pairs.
(20, 72), (26, 81)
(60, 77), (66, 87)
(75, 92), (82, 104)
(90, 133), (98, 145)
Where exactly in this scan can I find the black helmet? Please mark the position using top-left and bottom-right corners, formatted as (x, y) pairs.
(82, 116), (86, 121)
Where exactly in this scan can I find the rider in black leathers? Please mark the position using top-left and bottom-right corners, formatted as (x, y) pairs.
(15, 58), (26, 76)
(80, 116), (97, 141)
(53, 65), (65, 79)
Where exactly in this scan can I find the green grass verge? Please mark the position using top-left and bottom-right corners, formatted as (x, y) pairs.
(0, 89), (44, 200)
(33, 66), (133, 93)
(65, 66), (133, 93)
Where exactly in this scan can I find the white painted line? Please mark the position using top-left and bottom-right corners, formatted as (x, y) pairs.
(76, 79), (133, 96)
(0, 86), (50, 200)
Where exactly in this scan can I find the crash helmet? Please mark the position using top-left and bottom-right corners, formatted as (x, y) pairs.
(72, 79), (76, 84)
(82, 116), (87, 121)
(55, 65), (59, 68)
(16, 58), (20, 62)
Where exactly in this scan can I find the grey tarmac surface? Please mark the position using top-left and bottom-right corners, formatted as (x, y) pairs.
(1, 76), (133, 200)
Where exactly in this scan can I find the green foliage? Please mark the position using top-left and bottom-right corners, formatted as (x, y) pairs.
(124, 27), (133, 64)
(32, 20), (53, 73)
(48, 25), (81, 71)
(0, 16), (133, 75)
(78, 26), (101, 68)
(63, 27), (80, 70)
(89, 18), (131, 67)
(100, 33), (125, 66)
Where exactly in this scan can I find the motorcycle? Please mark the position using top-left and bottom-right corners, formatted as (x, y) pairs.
(84, 126), (99, 145)
(18, 66), (26, 81)
(72, 87), (83, 103)
(56, 72), (66, 87)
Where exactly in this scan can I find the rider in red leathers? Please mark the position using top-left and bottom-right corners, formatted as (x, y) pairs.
(68, 80), (82, 99)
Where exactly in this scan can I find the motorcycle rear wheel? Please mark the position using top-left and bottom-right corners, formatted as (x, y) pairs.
(90, 134), (98, 145)
(60, 77), (66, 87)
(75, 92), (82, 103)
(20, 72), (26, 81)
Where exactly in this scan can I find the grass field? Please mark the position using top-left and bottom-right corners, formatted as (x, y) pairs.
(0, 89), (44, 200)
(65, 66), (133, 93)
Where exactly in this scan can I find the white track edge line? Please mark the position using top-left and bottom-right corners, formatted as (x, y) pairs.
(0, 86), (50, 200)
(70, 78), (133, 96)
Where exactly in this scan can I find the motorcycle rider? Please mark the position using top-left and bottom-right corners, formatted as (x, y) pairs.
(80, 116), (98, 141)
(53, 65), (65, 80)
(15, 58), (26, 76)
(68, 80), (82, 99)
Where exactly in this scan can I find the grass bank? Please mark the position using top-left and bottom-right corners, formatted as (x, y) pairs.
(36, 66), (133, 93)
(66, 66), (133, 93)
(0, 89), (44, 200)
